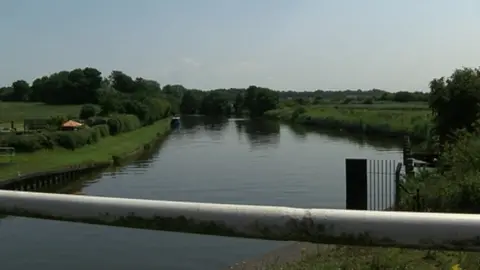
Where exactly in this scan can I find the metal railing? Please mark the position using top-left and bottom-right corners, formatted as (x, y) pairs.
(0, 190), (479, 252)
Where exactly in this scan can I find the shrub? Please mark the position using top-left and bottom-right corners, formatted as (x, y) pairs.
(93, 124), (110, 137)
(79, 104), (98, 120)
(2, 113), (142, 152)
(291, 106), (306, 120)
(107, 114), (141, 135)
(85, 116), (108, 127)
(401, 126), (480, 213)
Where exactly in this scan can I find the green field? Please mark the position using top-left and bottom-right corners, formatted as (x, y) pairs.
(0, 118), (170, 180)
(0, 102), (87, 121)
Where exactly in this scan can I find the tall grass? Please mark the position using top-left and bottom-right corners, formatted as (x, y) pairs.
(265, 105), (432, 141)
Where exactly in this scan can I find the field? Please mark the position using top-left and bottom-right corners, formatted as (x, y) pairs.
(0, 102), (86, 121)
(265, 102), (432, 140)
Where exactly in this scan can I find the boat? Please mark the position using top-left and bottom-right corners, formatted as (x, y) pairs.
(170, 116), (180, 129)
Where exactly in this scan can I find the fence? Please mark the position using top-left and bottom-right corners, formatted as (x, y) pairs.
(346, 158), (402, 211)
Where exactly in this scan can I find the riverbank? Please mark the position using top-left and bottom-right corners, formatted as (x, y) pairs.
(265, 105), (431, 141)
(0, 118), (171, 181)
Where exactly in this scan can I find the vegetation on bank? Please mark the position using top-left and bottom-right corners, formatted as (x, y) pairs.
(265, 105), (431, 140)
(267, 67), (480, 269)
(3, 65), (480, 268)
(0, 118), (170, 180)
(0, 68), (173, 178)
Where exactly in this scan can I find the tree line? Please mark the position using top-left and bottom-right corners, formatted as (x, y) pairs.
(2, 65), (479, 146)
(0, 67), (430, 119)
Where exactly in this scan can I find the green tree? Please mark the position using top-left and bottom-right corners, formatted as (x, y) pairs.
(11, 80), (31, 101)
(244, 86), (279, 117)
(180, 90), (202, 114)
(429, 67), (480, 144)
(109, 70), (136, 94)
(233, 92), (244, 115)
(199, 91), (231, 116)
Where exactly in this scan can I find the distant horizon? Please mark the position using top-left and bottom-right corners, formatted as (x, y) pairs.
(0, 66), (461, 93)
(1, 0), (479, 92)
(0, 66), (474, 93)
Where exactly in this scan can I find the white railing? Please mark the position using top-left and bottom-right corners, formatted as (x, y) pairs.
(0, 190), (479, 252)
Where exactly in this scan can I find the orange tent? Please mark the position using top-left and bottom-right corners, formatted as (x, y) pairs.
(62, 120), (83, 128)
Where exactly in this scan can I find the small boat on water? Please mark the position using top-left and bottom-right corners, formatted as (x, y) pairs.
(170, 116), (180, 129)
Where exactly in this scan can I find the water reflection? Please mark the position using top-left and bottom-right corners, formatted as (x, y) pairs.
(236, 119), (280, 150)
(288, 124), (308, 142)
(131, 138), (168, 169)
(284, 124), (402, 151)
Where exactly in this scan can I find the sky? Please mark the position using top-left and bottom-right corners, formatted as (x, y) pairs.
(1, 0), (479, 92)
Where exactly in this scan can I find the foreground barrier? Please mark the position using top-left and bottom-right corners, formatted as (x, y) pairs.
(0, 190), (479, 252)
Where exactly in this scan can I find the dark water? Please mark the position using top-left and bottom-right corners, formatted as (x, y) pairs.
(0, 116), (402, 270)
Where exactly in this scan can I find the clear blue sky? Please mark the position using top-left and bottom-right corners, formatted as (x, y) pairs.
(1, 0), (479, 91)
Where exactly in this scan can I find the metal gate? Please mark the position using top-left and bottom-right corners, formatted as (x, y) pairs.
(345, 158), (403, 211)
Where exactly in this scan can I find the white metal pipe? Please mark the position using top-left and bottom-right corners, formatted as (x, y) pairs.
(0, 190), (479, 252)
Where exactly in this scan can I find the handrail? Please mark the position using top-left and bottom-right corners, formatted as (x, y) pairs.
(0, 190), (479, 252)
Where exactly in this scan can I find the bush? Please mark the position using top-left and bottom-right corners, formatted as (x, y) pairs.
(0, 133), (54, 152)
(291, 106), (306, 120)
(1, 113), (144, 153)
(79, 104), (98, 120)
(93, 124), (110, 137)
(85, 116), (108, 127)
(107, 114), (141, 135)
(401, 126), (480, 213)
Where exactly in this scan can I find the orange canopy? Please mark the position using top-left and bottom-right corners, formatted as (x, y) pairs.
(62, 120), (83, 128)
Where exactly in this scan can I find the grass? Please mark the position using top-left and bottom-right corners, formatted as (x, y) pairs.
(0, 118), (170, 180)
(0, 102), (87, 122)
(265, 246), (478, 270)
(312, 102), (429, 111)
(265, 104), (432, 140)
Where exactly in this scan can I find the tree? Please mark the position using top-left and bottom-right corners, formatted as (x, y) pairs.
(109, 71), (136, 94)
(429, 67), (480, 144)
(233, 93), (244, 115)
(199, 91), (232, 116)
(244, 86), (279, 117)
(11, 80), (31, 101)
(180, 90), (202, 114)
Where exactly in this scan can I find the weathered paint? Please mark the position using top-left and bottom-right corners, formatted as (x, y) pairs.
(1, 190), (480, 252)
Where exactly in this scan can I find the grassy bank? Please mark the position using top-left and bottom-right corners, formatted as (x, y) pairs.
(265, 105), (432, 141)
(0, 118), (170, 180)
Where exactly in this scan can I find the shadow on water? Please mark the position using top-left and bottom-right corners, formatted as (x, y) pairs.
(286, 123), (402, 151)
(235, 119), (280, 150)
(179, 115), (229, 131)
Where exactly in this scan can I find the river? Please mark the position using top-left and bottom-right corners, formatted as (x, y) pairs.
(0, 116), (403, 270)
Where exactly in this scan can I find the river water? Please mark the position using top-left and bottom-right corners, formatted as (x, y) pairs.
(0, 116), (402, 270)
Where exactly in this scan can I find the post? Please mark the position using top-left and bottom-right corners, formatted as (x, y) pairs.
(403, 136), (414, 176)
(394, 162), (402, 210)
(345, 158), (368, 210)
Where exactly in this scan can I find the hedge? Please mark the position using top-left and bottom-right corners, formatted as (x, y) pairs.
(0, 114), (141, 153)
